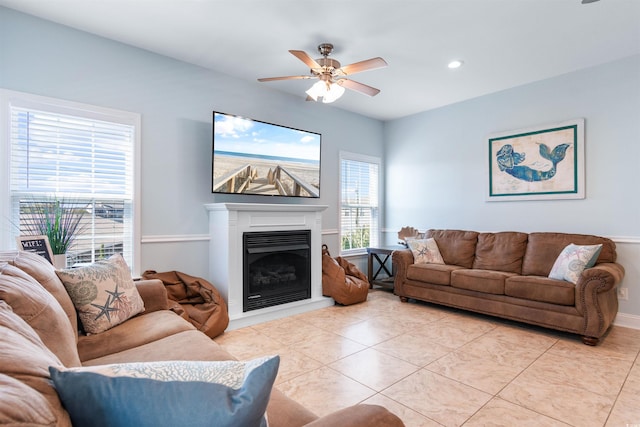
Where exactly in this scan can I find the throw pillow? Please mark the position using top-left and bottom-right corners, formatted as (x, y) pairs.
(548, 243), (603, 284)
(407, 238), (445, 264)
(56, 254), (144, 334)
(49, 355), (280, 427)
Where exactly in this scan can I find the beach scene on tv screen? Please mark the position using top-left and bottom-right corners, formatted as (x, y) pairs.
(213, 113), (321, 197)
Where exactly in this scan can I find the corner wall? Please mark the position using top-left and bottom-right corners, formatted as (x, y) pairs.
(383, 55), (640, 321)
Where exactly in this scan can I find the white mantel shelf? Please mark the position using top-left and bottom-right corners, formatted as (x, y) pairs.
(205, 202), (332, 330)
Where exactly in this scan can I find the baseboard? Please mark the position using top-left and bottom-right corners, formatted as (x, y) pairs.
(613, 312), (640, 330)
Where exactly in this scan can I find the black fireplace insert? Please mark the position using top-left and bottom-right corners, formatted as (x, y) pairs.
(243, 230), (311, 312)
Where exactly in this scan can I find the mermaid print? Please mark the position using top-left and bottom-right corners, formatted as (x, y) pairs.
(496, 142), (571, 182)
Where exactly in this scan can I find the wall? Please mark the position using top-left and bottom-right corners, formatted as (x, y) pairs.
(383, 55), (640, 323)
(0, 7), (384, 277)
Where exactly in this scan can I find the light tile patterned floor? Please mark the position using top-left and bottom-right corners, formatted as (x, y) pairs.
(214, 289), (640, 427)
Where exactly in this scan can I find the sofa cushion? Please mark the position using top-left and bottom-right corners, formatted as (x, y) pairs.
(56, 254), (145, 334)
(425, 229), (479, 268)
(50, 355), (279, 427)
(0, 301), (72, 426)
(505, 276), (575, 305)
(82, 330), (235, 366)
(407, 238), (444, 264)
(406, 263), (463, 285)
(473, 232), (528, 274)
(521, 233), (616, 276)
(549, 244), (603, 284)
(0, 263), (81, 367)
(451, 269), (516, 295)
(77, 310), (196, 362)
(0, 250), (78, 336)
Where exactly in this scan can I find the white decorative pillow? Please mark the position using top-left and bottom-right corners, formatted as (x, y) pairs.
(407, 238), (445, 264)
(548, 243), (603, 284)
(56, 254), (144, 334)
(61, 357), (276, 388)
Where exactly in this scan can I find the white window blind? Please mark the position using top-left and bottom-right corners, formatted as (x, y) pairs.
(9, 105), (135, 268)
(340, 153), (380, 254)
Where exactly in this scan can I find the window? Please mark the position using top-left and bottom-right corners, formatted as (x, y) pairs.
(1, 90), (140, 270)
(339, 152), (380, 255)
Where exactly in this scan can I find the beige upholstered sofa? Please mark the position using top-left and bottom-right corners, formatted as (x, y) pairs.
(0, 250), (403, 427)
(392, 230), (625, 345)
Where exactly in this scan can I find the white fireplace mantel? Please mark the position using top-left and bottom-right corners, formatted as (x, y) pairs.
(204, 203), (332, 330)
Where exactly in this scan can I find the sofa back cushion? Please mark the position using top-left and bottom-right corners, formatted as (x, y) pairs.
(522, 232), (616, 276)
(0, 301), (72, 426)
(0, 263), (82, 367)
(0, 250), (79, 336)
(473, 232), (528, 274)
(425, 229), (479, 268)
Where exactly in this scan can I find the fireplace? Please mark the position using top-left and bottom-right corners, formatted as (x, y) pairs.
(243, 230), (311, 311)
(205, 203), (332, 330)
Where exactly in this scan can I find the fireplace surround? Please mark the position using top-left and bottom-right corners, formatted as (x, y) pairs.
(205, 203), (331, 329)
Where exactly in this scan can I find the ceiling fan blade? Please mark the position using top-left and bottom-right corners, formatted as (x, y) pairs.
(289, 50), (322, 70)
(257, 75), (313, 82)
(339, 57), (388, 75)
(337, 79), (381, 97)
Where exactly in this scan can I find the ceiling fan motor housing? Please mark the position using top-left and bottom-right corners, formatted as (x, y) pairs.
(316, 57), (341, 72)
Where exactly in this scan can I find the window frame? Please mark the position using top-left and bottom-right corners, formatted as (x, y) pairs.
(338, 150), (381, 256)
(0, 89), (141, 273)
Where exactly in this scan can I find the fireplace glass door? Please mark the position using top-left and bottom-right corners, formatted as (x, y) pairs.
(243, 230), (311, 312)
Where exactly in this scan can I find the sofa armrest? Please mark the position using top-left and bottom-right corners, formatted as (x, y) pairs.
(304, 404), (404, 427)
(575, 262), (625, 338)
(135, 279), (169, 313)
(392, 249), (414, 291)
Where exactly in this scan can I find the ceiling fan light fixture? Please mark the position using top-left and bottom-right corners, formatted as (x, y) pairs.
(305, 80), (345, 103)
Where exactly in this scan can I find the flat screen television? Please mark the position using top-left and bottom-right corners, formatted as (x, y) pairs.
(212, 111), (321, 198)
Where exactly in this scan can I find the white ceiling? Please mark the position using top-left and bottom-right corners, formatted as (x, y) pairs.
(1, 0), (639, 121)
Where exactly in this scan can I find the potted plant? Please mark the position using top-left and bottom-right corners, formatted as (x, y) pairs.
(20, 197), (87, 268)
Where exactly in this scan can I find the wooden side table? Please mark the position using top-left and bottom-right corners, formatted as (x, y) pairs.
(366, 245), (405, 289)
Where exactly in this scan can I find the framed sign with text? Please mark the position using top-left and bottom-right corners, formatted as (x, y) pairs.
(16, 235), (54, 265)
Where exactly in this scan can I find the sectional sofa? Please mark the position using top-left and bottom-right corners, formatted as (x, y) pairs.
(0, 250), (403, 426)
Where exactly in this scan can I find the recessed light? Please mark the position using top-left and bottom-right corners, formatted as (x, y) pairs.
(448, 60), (464, 69)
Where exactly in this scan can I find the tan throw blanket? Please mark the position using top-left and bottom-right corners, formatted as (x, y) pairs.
(141, 270), (229, 338)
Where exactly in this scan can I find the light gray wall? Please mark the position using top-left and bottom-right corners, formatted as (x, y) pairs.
(383, 55), (640, 319)
(0, 7), (384, 278)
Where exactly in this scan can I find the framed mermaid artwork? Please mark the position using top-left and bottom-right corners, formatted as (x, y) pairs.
(487, 118), (585, 201)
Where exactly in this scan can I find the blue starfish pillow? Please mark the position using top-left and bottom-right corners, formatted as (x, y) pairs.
(56, 254), (144, 334)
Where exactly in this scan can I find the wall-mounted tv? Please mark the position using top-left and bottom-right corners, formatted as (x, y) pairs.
(212, 111), (321, 198)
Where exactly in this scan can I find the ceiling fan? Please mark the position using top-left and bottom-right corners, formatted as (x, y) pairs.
(257, 43), (388, 103)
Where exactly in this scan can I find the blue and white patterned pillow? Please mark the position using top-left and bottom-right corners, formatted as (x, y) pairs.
(50, 356), (279, 427)
(548, 244), (602, 284)
(60, 357), (274, 389)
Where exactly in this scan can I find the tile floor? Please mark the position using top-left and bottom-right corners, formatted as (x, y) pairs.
(214, 289), (640, 427)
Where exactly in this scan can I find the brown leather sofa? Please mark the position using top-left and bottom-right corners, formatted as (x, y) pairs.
(0, 250), (404, 427)
(392, 230), (625, 345)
